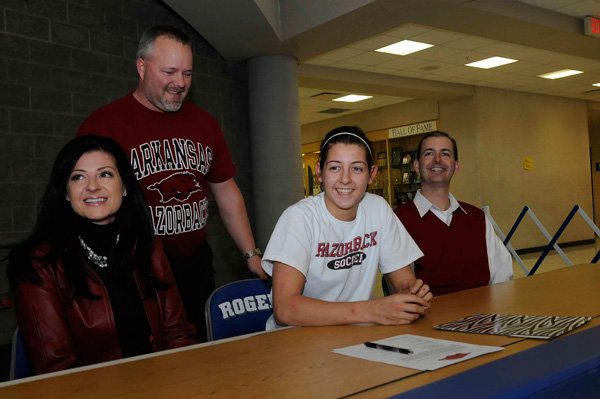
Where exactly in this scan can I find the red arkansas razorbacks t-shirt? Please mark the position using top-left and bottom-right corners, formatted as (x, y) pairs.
(77, 93), (236, 258)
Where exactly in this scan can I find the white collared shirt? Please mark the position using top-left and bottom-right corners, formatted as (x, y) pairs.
(413, 190), (513, 284)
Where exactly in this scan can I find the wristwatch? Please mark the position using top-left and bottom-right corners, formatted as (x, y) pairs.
(243, 248), (263, 260)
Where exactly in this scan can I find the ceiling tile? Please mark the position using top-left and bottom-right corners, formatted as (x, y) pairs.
(372, 56), (430, 70)
(404, 45), (464, 61)
(349, 35), (405, 51)
(409, 29), (466, 45)
(556, 1), (600, 17)
(445, 36), (496, 50)
(341, 50), (398, 66)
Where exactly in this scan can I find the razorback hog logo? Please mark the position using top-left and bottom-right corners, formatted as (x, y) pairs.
(148, 171), (202, 203)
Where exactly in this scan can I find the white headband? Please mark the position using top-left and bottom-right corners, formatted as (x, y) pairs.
(321, 132), (372, 156)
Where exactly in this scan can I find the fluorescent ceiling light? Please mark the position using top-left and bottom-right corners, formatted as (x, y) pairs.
(593, 83), (600, 87)
(537, 69), (583, 79)
(375, 40), (434, 56)
(465, 56), (518, 69)
(333, 94), (372, 103)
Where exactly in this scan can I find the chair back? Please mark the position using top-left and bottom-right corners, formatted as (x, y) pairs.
(10, 327), (32, 380)
(205, 278), (272, 341)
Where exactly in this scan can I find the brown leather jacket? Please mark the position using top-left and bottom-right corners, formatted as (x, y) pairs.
(15, 238), (197, 375)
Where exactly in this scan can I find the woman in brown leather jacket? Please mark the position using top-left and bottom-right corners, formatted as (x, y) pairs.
(5, 135), (197, 375)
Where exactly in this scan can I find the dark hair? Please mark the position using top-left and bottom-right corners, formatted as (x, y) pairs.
(416, 131), (459, 161)
(5, 135), (158, 298)
(136, 25), (191, 59)
(319, 125), (374, 168)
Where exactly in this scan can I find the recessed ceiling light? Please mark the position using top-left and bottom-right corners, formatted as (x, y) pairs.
(333, 94), (372, 103)
(375, 40), (434, 56)
(537, 69), (583, 79)
(593, 83), (600, 87)
(465, 56), (518, 69)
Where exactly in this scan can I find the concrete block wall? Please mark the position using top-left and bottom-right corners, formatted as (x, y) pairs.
(0, 0), (254, 345)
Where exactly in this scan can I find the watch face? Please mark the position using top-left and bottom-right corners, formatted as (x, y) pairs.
(245, 249), (262, 259)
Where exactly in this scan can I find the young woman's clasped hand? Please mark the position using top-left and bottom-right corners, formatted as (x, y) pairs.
(369, 276), (432, 325)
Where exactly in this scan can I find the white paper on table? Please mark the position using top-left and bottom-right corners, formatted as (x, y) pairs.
(333, 334), (503, 371)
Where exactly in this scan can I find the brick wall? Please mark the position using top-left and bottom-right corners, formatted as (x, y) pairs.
(0, 0), (254, 345)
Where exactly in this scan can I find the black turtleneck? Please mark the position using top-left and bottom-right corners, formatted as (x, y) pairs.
(77, 218), (153, 358)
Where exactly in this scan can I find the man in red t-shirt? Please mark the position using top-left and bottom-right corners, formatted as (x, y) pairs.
(78, 25), (266, 341)
(394, 131), (512, 295)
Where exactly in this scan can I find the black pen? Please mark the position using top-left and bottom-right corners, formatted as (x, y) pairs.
(364, 341), (413, 355)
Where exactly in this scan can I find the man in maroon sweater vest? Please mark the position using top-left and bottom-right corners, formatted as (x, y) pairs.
(394, 131), (512, 295)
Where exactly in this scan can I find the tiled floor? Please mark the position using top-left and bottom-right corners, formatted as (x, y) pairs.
(374, 243), (598, 298)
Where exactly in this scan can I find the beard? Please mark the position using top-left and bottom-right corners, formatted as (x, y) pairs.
(161, 84), (187, 112)
(161, 98), (184, 112)
(138, 82), (188, 113)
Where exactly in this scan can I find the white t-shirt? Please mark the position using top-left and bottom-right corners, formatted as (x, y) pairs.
(262, 192), (423, 329)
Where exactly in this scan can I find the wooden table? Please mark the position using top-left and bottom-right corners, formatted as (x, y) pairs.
(2, 263), (599, 398)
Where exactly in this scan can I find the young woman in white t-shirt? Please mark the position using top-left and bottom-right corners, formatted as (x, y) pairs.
(262, 125), (433, 329)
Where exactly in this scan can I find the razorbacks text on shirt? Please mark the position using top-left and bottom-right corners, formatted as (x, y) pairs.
(130, 138), (213, 179)
(315, 231), (378, 270)
(129, 138), (213, 236)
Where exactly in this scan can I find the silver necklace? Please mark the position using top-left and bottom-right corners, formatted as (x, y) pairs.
(78, 234), (120, 268)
